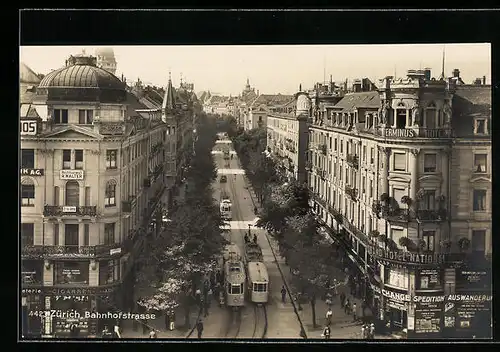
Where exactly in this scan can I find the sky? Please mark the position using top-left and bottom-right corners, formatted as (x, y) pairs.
(20, 44), (491, 96)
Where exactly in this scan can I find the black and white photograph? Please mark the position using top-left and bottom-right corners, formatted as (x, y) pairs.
(19, 11), (493, 342)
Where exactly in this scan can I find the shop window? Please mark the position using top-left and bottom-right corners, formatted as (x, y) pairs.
(473, 190), (486, 211)
(21, 223), (34, 247)
(422, 231), (435, 251)
(417, 268), (442, 290)
(99, 260), (120, 285)
(65, 181), (80, 206)
(21, 260), (43, 285)
(105, 180), (116, 207)
(474, 154), (487, 173)
(21, 180), (35, 206)
(54, 261), (89, 285)
(106, 150), (118, 169)
(393, 152), (406, 171)
(385, 267), (408, 289)
(424, 154), (437, 173)
(21, 149), (35, 168)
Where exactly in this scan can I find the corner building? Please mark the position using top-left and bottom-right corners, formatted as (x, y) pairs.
(265, 92), (310, 184)
(307, 69), (491, 338)
(20, 55), (188, 338)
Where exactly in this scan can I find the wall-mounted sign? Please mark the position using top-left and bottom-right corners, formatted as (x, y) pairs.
(456, 269), (491, 290)
(417, 269), (442, 290)
(415, 299), (443, 334)
(371, 246), (446, 265)
(62, 206), (77, 213)
(384, 128), (416, 138)
(110, 248), (121, 255)
(20, 120), (38, 136)
(20, 168), (44, 176)
(60, 170), (84, 180)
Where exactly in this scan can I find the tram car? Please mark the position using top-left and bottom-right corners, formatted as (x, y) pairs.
(220, 193), (232, 220)
(224, 259), (246, 307)
(244, 242), (263, 263)
(247, 261), (269, 304)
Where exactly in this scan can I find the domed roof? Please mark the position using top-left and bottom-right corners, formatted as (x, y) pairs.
(39, 59), (124, 90)
(95, 47), (115, 58)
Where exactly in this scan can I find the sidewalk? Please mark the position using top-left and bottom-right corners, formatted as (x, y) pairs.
(245, 181), (393, 340)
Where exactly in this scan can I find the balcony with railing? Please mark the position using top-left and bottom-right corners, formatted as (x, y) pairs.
(416, 209), (447, 222)
(311, 192), (327, 209)
(317, 144), (327, 155)
(346, 154), (359, 169)
(21, 243), (123, 259)
(345, 185), (358, 201)
(43, 205), (97, 217)
(375, 127), (452, 139)
(382, 207), (411, 222)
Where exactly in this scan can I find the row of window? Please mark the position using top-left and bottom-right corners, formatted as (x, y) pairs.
(53, 109), (94, 125)
(312, 174), (488, 213)
(21, 149), (118, 170)
(22, 260), (120, 286)
(20, 180), (118, 207)
(312, 148), (488, 174)
(21, 222), (117, 247)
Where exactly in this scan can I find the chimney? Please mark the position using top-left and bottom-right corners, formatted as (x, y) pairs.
(452, 69), (460, 78)
(385, 76), (393, 90)
(423, 68), (431, 80)
(482, 76), (486, 85)
(330, 74), (333, 83)
(257, 90), (260, 95)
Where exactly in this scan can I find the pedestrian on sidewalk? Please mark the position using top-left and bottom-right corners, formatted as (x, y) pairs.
(253, 234), (258, 244)
(352, 302), (357, 321)
(340, 292), (346, 307)
(281, 285), (287, 303)
(322, 325), (331, 340)
(369, 323), (375, 339)
(325, 292), (332, 307)
(332, 279), (338, 297)
(195, 288), (202, 307)
(326, 307), (333, 326)
(113, 324), (121, 338)
(196, 320), (204, 338)
(344, 298), (351, 315)
(149, 329), (157, 339)
(361, 324), (368, 340)
(244, 233), (250, 243)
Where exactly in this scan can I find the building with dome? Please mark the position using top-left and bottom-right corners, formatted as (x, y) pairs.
(20, 54), (177, 338)
(265, 91), (310, 184)
(95, 47), (117, 75)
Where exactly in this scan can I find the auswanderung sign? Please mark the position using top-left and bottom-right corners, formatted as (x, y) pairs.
(381, 290), (492, 303)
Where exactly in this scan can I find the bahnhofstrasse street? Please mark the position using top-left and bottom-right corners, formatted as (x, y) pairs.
(20, 46), (491, 340)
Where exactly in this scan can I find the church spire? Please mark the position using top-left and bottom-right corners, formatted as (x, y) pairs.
(162, 71), (176, 111)
(440, 46), (446, 80)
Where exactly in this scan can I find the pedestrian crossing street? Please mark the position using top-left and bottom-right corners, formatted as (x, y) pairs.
(220, 218), (260, 230)
(217, 168), (245, 175)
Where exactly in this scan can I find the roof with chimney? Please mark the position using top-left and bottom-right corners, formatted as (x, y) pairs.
(333, 91), (380, 112)
(451, 84), (491, 137)
(250, 94), (295, 108)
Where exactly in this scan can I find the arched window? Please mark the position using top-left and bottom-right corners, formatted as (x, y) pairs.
(105, 180), (117, 207)
(65, 181), (80, 206)
(21, 178), (35, 206)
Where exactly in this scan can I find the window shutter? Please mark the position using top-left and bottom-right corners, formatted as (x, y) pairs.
(393, 153), (406, 171)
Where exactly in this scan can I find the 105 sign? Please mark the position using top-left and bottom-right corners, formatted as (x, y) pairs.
(20, 120), (38, 136)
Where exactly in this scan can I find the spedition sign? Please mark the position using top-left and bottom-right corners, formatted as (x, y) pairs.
(381, 290), (493, 303)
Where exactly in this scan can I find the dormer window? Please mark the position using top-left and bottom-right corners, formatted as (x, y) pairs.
(474, 118), (487, 134)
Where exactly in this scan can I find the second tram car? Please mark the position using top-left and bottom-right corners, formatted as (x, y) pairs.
(224, 260), (246, 307)
(247, 262), (269, 303)
(220, 198), (232, 220)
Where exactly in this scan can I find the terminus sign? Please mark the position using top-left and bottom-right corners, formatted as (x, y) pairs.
(371, 247), (446, 265)
(382, 290), (492, 303)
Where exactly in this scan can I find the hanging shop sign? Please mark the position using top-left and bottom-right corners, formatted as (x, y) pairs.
(60, 169), (84, 180)
(44, 285), (119, 296)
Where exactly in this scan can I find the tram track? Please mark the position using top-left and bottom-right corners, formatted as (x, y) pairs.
(223, 308), (242, 338)
(252, 304), (268, 339)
